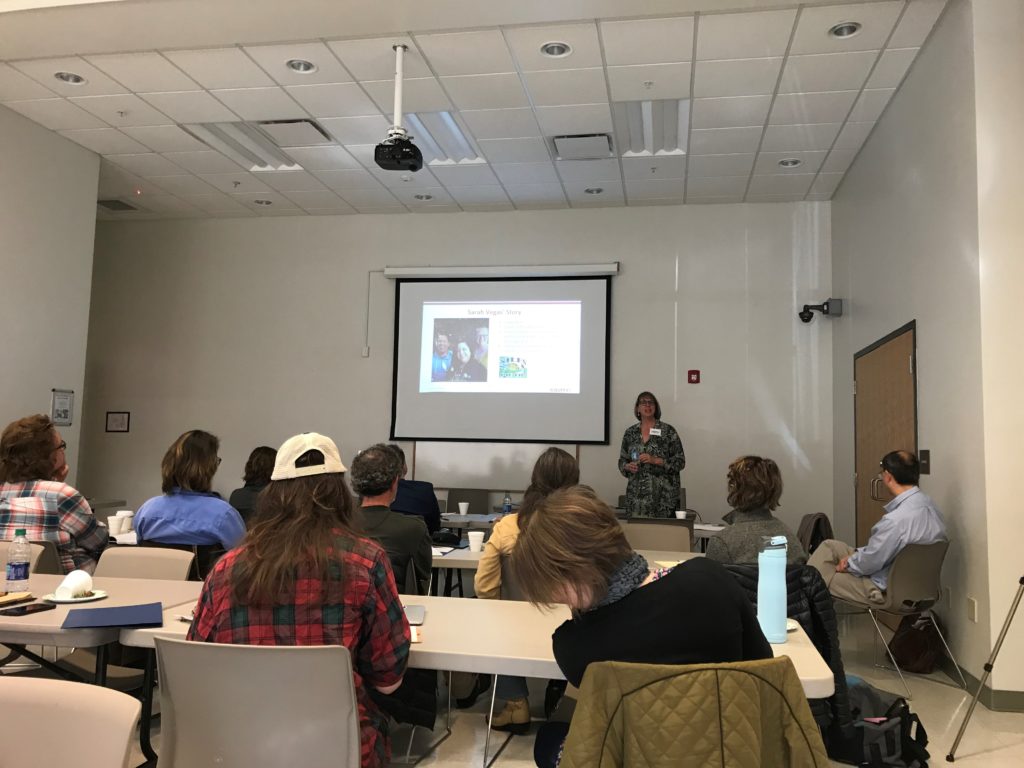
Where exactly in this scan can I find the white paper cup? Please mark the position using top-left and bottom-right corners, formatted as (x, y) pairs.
(674, 510), (687, 520)
(116, 511), (135, 531)
(108, 517), (125, 535)
(55, 570), (93, 600)
(458, 502), (469, 515)
(467, 531), (485, 552)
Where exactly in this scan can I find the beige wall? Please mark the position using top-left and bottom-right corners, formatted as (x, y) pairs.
(0, 105), (99, 485)
(81, 202), (833, 534)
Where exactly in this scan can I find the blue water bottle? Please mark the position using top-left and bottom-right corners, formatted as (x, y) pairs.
(757, 535), (788, 644)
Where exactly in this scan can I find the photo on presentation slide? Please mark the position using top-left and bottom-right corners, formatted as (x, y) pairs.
(431, 319), (488, 383)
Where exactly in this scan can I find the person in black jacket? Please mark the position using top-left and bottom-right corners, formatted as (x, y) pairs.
(228, 446), (276, 527)
(387, 444), (441, 534)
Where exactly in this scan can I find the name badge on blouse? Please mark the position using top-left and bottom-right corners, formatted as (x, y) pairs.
(649, 428), (662, 436)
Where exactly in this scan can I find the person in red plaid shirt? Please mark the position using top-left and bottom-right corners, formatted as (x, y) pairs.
(0, 414), (108, 573)
(188, 432), (411, 768)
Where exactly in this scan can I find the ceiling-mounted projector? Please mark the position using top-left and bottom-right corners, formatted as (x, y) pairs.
(375, 44), (423, 172)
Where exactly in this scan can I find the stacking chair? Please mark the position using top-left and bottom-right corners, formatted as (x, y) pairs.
(93, 546), (195, 580)
(619, 517), (692, 553)
(26, 539), (62, 574)
(0, 540), (45, 572)
(155, 638), (360, 768)
(0, 677), (140, 768)
(446, 487), (490, 517)
(835, 540), (967, 699)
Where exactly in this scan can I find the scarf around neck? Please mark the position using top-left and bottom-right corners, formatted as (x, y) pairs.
(591, 551), (649, 610)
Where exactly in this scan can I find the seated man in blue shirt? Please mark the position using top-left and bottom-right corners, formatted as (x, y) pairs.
(809, 450), (946, 604)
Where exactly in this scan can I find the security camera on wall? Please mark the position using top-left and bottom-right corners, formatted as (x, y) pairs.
(375, 44), (423, 173)
(798, 298), (844, 323)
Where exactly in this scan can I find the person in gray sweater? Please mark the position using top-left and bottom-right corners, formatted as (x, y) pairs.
(705, 455), (807, 566)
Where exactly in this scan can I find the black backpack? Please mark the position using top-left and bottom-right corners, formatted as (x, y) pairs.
(829, 678), (929, 767)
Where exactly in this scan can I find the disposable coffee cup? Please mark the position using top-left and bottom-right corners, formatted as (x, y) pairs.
(108, 517), (125, 535)
(55, 569), (93, 600)
(674, 510), (687, 520)
(115, 510), (135, 532)
(467, 531), (485, 552)
(458, 502), (469, 515)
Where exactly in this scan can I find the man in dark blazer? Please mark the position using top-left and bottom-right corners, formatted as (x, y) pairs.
(388, 445), (442, 534)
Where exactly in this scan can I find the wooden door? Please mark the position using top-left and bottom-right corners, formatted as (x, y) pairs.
(854, 323), (917, 546)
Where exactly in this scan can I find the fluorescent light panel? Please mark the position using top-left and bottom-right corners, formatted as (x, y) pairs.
(612, 99), (689, 156)
(185, 123), (301, 172)
(405, 111), (485, 166)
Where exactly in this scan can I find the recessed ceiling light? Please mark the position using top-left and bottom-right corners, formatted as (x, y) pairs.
(414, 194), (433, 201)
(540, 41), (572, 58)
(54, 71), (86, 85)
(828, 21), (862, 39)
(584, 187), (603, 195)
(286, 59), (317, 74)
(253, 199), (273, 206)
(778, 158), (802, 168)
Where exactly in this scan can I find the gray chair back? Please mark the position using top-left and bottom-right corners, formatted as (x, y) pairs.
(619, 518), (692, 553)
(27, 540), (63, 574)
(0, 541), (44, 574)
(446, 488), (490, 516)
(94, 546), (195, 580)
(882, 540), (949, 613)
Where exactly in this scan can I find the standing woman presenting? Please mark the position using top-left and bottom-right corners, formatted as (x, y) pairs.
(618, 391), (685, 518)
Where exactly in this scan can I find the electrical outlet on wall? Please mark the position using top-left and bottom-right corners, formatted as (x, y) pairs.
(967, 596), (978, 623)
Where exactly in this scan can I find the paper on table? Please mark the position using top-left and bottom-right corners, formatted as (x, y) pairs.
(410, 626), (421, 643)
(655, 560), (683, 568)
(431, 546), (454, 556)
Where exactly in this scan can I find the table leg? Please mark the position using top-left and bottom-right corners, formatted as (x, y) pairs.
(139, 650), (158, 763)
(94, 644), (109, 686)
(481, 673), (514, 768)
(430, 568), (439, 596)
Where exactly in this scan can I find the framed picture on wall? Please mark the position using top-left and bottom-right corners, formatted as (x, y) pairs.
(51, 389), (74, 426)
(105, 411), (130, 433)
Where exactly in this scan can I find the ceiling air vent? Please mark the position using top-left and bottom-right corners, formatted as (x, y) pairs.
(98, 199), (138, 212)
(257, 119), (333, 147)
(553, 134), (613, 161)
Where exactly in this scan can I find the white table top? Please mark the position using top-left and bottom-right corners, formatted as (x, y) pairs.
(432, 548), (701, 570)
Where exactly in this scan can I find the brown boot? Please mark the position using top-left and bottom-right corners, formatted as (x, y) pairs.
(490, 697), (530, 735)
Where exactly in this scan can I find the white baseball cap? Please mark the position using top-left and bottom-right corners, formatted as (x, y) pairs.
(271, 432), (347, 480)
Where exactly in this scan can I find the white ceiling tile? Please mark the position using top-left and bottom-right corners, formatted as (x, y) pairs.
(2, 98), (108, 130)
(833, 121), (875, 150)
(137, 194), (198, 213)
(144, 174), (218, 195)
(523, 68), (607, 107)
(790, 2), (903, 55)
(505, 23), (602, 72)
(252, 207), (307, 216)
(242, 42), (353, 86)
(282, 189), (352, 210)
(411, 204), (463, 213)
(778, 51), (878, 94)
(867, 48), (918, 89)
(621, 155), (686, 180)
(686, 194), (744, 204)
(121, 124), (208, 152)
(631, 197), (685, 207)
(163, 150), (243, 174)
(140, 91), (239, 123)
(555, 158), (619, 182)
(697, 9), (797, 60)
(58, 128), (149, 154)
(0, 62), (55, 100)
(304, 207), (358, 215)
(430, 164), (499, 186)
(889, 0), (947, 48)
(257, 170), (328, 192)
(337, 187), (402, 206)
(600, 17), (694, 66)
(163, 48), (274, 90)
(504, 183), (567, 205)
(211, 87), (307, 121)
(760, 123), (842, 151)
(754, 150), (827, 174)
(339, 144), (379, 169)
(390, 185), (454, 205)
(314, 168), (387, 191)
(477, 137), (551, 164)
(85, 52), (199, 92)
(689, 126), (762, 155)
(745, 194), (803, 202)
(371, 168), (441, 189)
(693, 58), (782, 98)
(362, 77), (451, 114)
(810, 172), (845, 197)
(607, 63), (691, 101)
(822, 149), (858, 173)
(691, 95), (771, 129)
(327, 37), (431, 80)
(284, 83), (379, 118)
(283, 145), (360, 170)
(67, 93), (172, 127)
(687, 153), (755, 177)
(534, 104), (612, 135)
(459, 108), (540, 140)
(848, 88), (895, 123)
(492, 162), (558, 185)
(106, 152), (185, 177)
(414, 30), (515, 76)
(563, 179), (624, 202)
(441, 73), (529, 110)
(233, 192), (300, 212)
(197, 172), (273, 194)
(319, 115), (391, 144)
(747, 173), (815, 195)
(626, 179), (685, 200)
(182, 193), (253, 213)
(461, 203), (517, 212)
(354, 205), (409, 213)
(686, 176), (748, 196)
(447, 186), (510, 205)
(11, 56), (128, 97)
(769, 91), (858, 125)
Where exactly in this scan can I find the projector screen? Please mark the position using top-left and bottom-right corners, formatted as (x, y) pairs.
(391, 277), (610, 443)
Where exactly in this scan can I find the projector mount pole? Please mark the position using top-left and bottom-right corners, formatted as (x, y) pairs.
(389, 44), (409, 143)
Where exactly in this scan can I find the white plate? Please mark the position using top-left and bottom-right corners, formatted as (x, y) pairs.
(42, 590), (108, 604)
(786, 618), (799, 633)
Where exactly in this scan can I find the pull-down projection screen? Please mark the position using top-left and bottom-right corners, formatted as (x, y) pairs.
(391, 277), (610, 443)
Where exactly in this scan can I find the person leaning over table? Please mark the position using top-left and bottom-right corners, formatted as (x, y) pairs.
(0, 413), (108, 574)
(617, 391), (685, 518)
(510, 486), (772, 768)
(188, 432), (410, 768)
(705, 455), (807, 566)
(228, 445), (276, 528)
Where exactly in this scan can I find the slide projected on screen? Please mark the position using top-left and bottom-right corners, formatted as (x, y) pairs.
(421, 301), (581, 394)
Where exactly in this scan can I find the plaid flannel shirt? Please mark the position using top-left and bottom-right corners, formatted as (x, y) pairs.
(188, 531), (411, 768)
(0, 480), (108, 574)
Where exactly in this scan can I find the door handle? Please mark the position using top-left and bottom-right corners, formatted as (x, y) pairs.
(870, 476), (884, 502)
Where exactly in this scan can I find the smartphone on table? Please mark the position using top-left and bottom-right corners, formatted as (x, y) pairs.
(0, 602), (57, 617)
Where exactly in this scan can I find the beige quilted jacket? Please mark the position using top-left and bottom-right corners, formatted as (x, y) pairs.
(559, 657), (829, 768)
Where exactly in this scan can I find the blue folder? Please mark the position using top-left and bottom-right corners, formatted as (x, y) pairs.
(62, 602), (163, 629)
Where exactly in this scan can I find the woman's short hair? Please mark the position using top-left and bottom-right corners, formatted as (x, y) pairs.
(510, 486), (631, 610)
(726, 455), (783, 512)
(634, 391), (662, 420)
(0, 414), (58, 483)
(161, 430), (220, 494)
(242, 446), (277, 485)
(349, 443), (401, 498)
(518, 447), (580, 527)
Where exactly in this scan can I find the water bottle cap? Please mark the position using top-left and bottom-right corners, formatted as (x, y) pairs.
(14, 529), (26, 537)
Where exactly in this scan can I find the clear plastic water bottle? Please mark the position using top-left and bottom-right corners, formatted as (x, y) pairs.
(757, 534), (788, 644)
(5, 528), (31, 593)
(502, 492), (512, 516)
